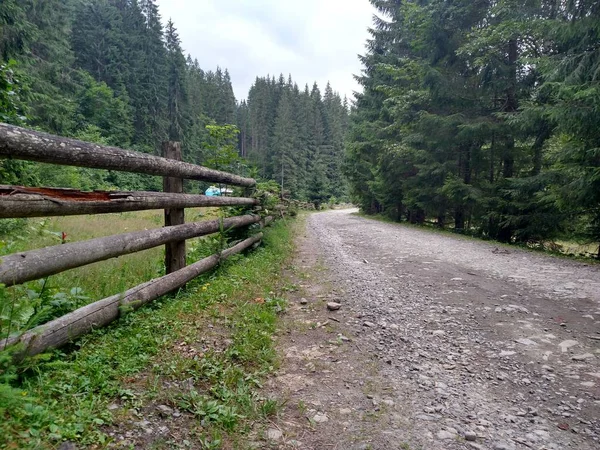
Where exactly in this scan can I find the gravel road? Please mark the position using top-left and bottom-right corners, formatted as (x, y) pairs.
(269, 209), (600, 450)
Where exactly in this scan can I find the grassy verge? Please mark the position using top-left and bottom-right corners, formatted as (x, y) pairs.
(1, 219), (294, 449)
(355, 211), (600, 262)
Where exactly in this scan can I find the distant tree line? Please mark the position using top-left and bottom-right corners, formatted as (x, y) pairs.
(239, 76), (349, 203)
(346, 0), (600, 256)
(0, 0), (348, 205)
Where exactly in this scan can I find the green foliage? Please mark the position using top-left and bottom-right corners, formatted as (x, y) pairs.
(204, 124), (246, 175)
(241, 75), (349, 201)
(346, 0), (600, 257)
(0, 220), (293, 447)
(0, 59), (26, 124)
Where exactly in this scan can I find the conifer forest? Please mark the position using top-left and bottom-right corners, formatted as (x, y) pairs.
(347, 0), (600, 255)
(1, 0), (599, 253)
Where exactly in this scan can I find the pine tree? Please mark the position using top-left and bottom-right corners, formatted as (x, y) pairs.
(165, 19), (186, 141)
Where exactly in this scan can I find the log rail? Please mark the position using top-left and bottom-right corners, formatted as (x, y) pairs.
(0, 123), (268, 357)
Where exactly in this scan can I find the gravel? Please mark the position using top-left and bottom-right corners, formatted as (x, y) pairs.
(306, 209), (600, 450)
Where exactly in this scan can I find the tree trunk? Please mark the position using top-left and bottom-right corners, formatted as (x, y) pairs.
(531, 125), (551, 176)
(455, 207), (465, 231)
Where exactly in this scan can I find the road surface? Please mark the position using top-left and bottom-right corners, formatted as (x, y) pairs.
(268, 209), (600, 450)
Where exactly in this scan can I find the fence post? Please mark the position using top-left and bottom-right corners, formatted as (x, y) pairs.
(162, 141), (186, 274)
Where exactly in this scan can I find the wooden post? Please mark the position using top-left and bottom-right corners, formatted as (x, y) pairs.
(163, 142), (186, 274)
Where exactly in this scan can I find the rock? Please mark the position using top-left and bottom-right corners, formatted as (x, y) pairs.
(339, 408), (352, 415)
(156, 404), (173, 416)
(312, 413), (329, 423)
(571, 353), (595, 361)
(58, 443), (78, 450)
(436, 429), (457, 440)
(493, 442), (516, 450)
(516, 338), (537, 346)
(300, 298), (308, 305)
(465, 431), (477, 441)
(327, 302), (341, 311)
(534, 429), (550, 439)
(266, 428), (283, 441)
(107, 403), (119, 411)
(363, 321), (376, 328)
(558, 339), (579, 352)
(432, 330), (445, 336)
(382, 399), (395, 407)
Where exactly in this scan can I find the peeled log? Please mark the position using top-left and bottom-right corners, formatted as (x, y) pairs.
(0, 214), (261, 286)
(0, 233), (263, 357)
(0, 185), (258, 218)
(0, 123), (256, 187)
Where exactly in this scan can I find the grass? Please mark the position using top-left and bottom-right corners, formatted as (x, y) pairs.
(0, 208), (221, 299)
(0, 208), (228, 340)
(0, 213), (294, 449)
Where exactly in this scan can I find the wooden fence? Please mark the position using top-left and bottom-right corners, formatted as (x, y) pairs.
(0, 123), (269, 358)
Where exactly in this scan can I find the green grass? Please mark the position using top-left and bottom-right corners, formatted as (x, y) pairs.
(0, 219), (293, 449)
(0, 208), (228, 340)
(0, 208), (221, 299)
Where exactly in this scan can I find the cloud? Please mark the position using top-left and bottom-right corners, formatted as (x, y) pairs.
(156, 0), (375, 101)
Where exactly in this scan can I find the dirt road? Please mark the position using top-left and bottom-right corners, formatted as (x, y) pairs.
(265, 209), (600, 450)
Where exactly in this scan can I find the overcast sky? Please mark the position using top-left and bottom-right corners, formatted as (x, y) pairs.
(155, 0), (376, 101)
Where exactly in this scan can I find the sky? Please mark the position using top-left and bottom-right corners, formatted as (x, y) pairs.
(155, 0), (376, 101)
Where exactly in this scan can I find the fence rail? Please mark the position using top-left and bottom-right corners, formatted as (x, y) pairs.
(0, 123), (256, 187)
(0, 186), (257, 218)
(0, 123), (267, 358)
(0, 233), (264, 358)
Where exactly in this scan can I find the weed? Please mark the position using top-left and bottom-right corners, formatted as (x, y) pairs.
(297, 399), (307, 414)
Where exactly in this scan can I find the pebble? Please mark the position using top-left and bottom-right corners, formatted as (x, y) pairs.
(312, 413), (329, 423)
(571, 353), (595, 361)
(363, 321), (376, 328)
(156, 404), (173, 416)
(436, 430), (456, 440)
(300, 298), (308, 305)
(58, 443), (77, 450)
(327, 302), (342, 311)
(465, 431), (477, 441)
(266, 428), (283, 441)
(493, 442), (515, 450)
(559, 340), (579, 352)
